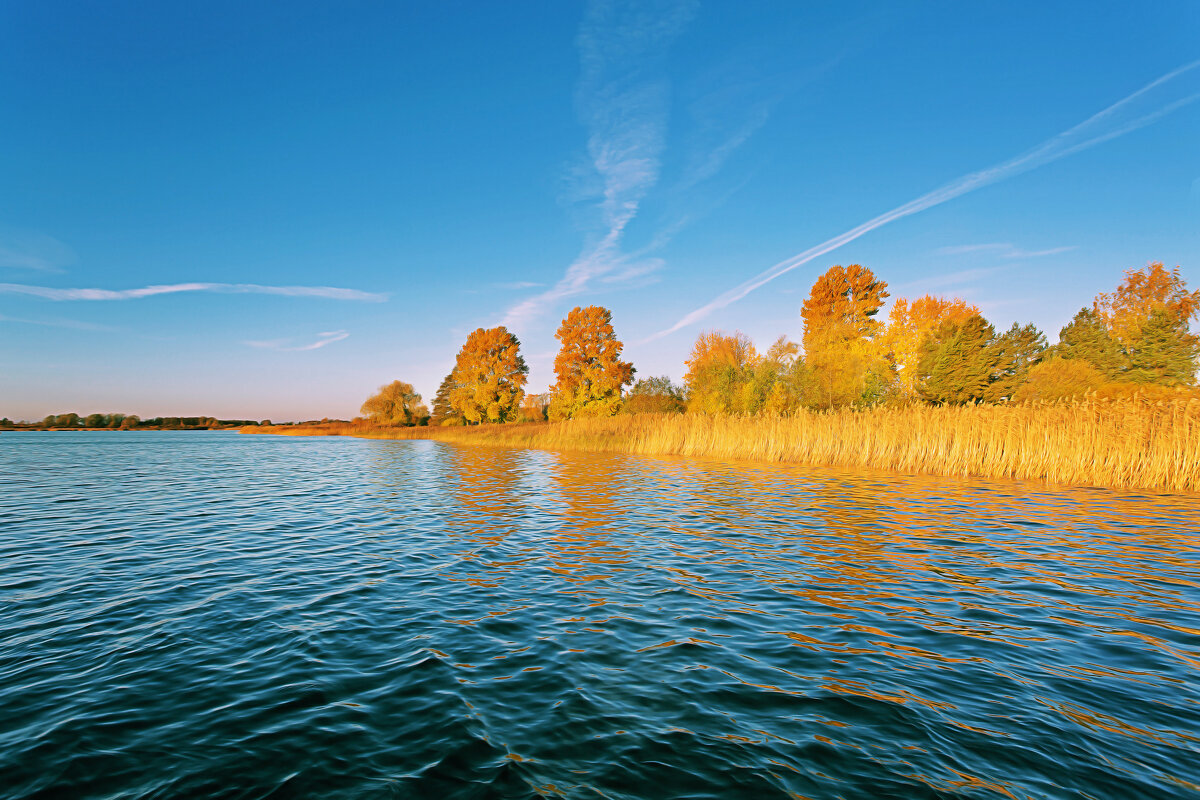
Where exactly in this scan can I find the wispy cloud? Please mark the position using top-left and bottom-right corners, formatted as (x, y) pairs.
(0, 282), (386, 302)
(501, 0), (695, 330)
(934, 242), (1076, 258)
(650, 59), (1200, 340)
(245, 330), (350, 352)
(0, 232), (76, 273)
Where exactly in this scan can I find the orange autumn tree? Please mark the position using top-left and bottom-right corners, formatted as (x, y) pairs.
(549, 305), (635, 420)
(1094, 262), (1200, 346)
(683, 330), (760, 414)
(882, 295), (981, 398)
(449, 326), (529, 424)
(800, 264), (891, 408)
(1094, 262), (1200, 386)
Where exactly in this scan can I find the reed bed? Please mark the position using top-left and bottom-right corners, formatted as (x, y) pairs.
(245, 397), (1200, 492)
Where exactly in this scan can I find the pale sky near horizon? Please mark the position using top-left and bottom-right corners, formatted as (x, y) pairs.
(2, 1), (1199, 421)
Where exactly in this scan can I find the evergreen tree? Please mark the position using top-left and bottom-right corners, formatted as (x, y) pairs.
(987, 322), (1047, 402)
(1126, 307), (1200, 386)
(916, 314), (998, 404)
(430, 371), (461, 425)
(1056, 307), (1127, 378)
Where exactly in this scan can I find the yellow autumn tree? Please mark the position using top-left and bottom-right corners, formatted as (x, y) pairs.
(1095, 262), (1200, 346)
(548, 305), (635, 420)
(361, 380), (428, 426)
(449, 326), (529, 424)
(800, 264), (891, 408)
(882, 294), (981, 398)
(683, 330), (760, 414)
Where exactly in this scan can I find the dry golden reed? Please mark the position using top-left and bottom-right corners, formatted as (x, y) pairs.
(246, 397), (1200, 493)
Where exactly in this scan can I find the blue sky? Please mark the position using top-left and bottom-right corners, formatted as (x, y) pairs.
(2, 1), (1198, 420)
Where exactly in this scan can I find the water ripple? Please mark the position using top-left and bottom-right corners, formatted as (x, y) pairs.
(1, 431), (1198, 799)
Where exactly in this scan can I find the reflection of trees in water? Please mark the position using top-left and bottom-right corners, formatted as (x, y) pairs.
(545, 453), (635, 593)
(630, 455), (1200, 641)
(444, 444), (523, 543)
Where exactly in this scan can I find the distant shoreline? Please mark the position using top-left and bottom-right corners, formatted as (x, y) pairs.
(2, 426), (248, 432)
(241, 397), (1200, 494)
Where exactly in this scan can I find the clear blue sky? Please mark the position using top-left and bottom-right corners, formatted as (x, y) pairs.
(2, 1), (1198, 421)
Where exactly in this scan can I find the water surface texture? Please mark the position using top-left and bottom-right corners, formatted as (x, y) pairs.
(2, 431), (1198, 799)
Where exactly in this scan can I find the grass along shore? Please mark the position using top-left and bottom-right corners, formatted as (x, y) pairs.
(243, 397), (1200, 493)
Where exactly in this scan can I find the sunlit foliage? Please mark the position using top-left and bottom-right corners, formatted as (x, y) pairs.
(362, 380), (428, 426)
(1056, 308), (1128, 379)
(624, 376), (687, 415)
(1016, 358), (1107, 402)
(987, 322), (1047, 402)
(683, 330), (760, 414)
(800, 264), (890, 346)
(1085, 262), (1200, 387)
(450, 326), (529, 424)
(916, 314), (999, 404)
(801, 264), (892, 409)
(1095, 262), (1200, 347)
(430, 372), (465, 426)
(548, 305), (635, 420)
(1125, 307), (1200, 386)
(883, 295), (980, 398)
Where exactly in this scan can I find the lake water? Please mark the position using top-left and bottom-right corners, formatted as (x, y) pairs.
(2, 431), (1198, 799)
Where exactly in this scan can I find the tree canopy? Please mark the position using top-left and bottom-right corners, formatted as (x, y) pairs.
(882, 295), (980, 398)
(624, 376), (686, 415)
(361, 380), (428, 426)
(1095, 262), (1200, 347)
(801, 265), (891, 409)
(450, 326), (529, 424)
(987, 322), (1047, 402)
(683, 330), (760, 414)
(549, 305), (635, 420)
(430, 371), (463, 426)
(1056, 308), (1127, 379)
(916, 314), (999, 405)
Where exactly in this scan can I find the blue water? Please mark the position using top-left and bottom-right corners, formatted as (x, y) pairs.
(1, 431), (1198, 799)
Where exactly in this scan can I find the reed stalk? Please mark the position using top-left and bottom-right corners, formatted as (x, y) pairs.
(244, 397), (1200, 493)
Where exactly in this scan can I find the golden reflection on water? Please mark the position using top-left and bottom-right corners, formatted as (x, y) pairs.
(360, 441), (1199, 796)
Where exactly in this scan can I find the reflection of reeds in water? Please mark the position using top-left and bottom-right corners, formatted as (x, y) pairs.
(246, 398), (1200, 492)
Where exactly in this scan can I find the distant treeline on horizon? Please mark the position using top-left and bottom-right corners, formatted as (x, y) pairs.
(1, 414), (271, 430)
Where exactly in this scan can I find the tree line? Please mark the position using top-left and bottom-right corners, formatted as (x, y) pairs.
(1, 414), (271, 430)
(358, 260), (1198, 426)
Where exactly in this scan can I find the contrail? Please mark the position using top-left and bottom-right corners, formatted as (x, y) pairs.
(648, 59), (1200, 341)
(0, 282), (386, 302)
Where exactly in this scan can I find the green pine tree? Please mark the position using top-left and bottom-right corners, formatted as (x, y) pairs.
(916, 314), (999, 404)
(1125, 307), (1200, 386)
(430, 371), (462, 425)
(1056, 307), (1127, 378)
(987, 322), (1047, 402)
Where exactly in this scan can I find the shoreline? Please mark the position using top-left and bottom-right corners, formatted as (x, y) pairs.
(241, 398), (1200, 494)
